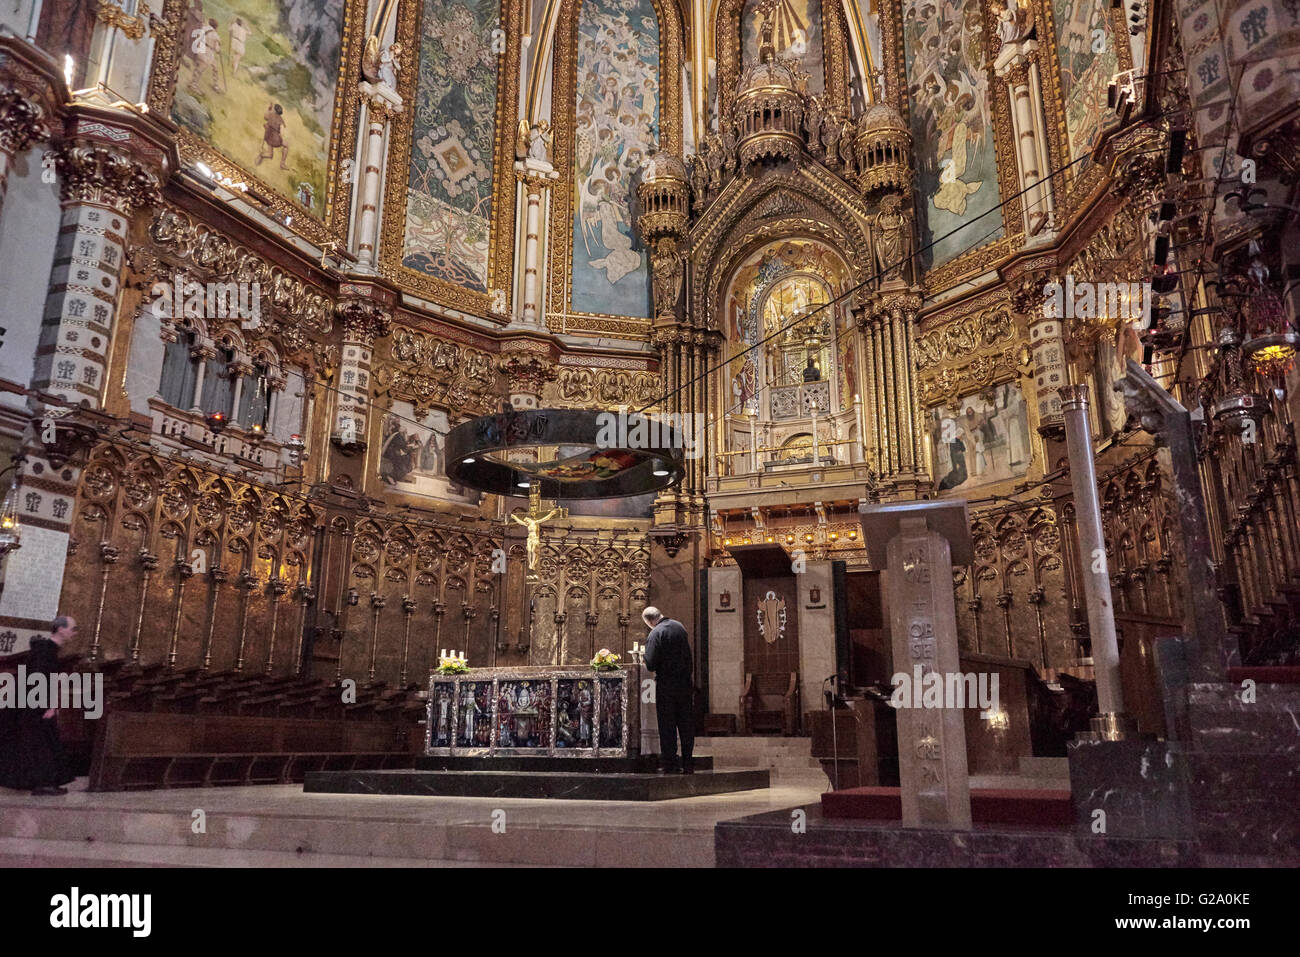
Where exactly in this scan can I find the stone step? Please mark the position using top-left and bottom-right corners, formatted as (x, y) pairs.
(1018, 757), (1071, 780)
(701, 756), (824, 770)
(970, 773), (1074, 792)
(0, 836), (525, 868)
(0, 801), (715, 867)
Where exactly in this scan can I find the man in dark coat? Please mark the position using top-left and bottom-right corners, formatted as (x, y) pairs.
(642, 606), (695, 774)
(0, 617), (77, 795)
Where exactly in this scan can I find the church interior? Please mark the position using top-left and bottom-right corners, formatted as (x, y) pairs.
(0, 0), (1296, 871)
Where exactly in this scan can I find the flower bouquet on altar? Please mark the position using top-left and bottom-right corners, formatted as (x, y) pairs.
(590, 648), (621, 672)
(436, 651), (469, 675)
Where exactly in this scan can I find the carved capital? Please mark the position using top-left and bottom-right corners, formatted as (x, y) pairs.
(336, 298), (392, 346)
(0, 88), (50, 156)
(96, 0), (148, 39)
(98, 541), (120, 564)
(53, 141), (162, 213)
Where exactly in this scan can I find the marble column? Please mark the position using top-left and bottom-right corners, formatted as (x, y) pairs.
(515, 160), (558, 326)
(355, 84), (402, 270)
(1060, 384), (1135, 739)
(995, 49), (1055, 235)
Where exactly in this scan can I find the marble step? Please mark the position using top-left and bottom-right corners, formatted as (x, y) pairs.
(1018, 757), (1071, 781)
(0, 837), (532, 868)
(0, 802), (715, 867)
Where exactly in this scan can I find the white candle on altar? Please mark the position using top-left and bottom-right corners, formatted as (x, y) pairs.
(440, 648), (447, 660)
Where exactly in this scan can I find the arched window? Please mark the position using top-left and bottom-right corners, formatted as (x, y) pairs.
(201, 341), (236, 417)
(760, 273), (832, 388)
(159, 323), (200, 409)
(237, 359), (272, 431)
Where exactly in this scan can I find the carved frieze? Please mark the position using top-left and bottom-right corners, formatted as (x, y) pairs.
(146, 208), (333, 355)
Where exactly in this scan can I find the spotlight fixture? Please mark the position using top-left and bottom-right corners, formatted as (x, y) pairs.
(205, 411), (228, 434)
(1154, 234), (1170, 266)
(786, 533), (795, 544)
(1166, 129), (1186, 173)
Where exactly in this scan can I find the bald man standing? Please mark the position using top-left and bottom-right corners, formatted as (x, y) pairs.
(642, 607), (695, 774)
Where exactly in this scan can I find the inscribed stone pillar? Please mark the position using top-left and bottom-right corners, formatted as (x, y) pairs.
(861, 500), (974, 827)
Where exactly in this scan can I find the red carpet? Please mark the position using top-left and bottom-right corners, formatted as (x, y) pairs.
(822, 786), (1075, 827)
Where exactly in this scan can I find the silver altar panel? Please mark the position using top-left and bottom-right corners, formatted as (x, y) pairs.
(424, 667), (634, 758)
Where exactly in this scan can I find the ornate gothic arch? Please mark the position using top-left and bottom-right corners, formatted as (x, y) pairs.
(690, 167), (874, 326)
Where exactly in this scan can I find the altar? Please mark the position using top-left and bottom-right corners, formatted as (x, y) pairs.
(425, 666), (639, 758)
(304, 661), (770, 799)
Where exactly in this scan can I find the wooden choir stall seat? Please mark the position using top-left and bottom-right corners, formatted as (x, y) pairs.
(740, 672), (800, 735)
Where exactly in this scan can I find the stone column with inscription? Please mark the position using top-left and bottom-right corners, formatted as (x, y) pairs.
(861, 500), (974, 827)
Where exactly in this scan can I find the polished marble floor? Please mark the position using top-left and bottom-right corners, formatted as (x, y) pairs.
(0, 777), (825, 867)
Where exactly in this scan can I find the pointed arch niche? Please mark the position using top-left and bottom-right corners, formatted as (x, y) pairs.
(717, 237), (867, 475)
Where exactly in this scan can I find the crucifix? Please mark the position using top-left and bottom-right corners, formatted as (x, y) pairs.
(510, 484), (567, 578)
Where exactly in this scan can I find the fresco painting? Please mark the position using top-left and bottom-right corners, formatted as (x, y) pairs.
(901, 0), (1003, 268)
(170, 0), (346, 216)
(931, 382), (1032, 494)
(402, 0), (502, 292)
(379, 400), (480, 504)
(1051, 0), (1119, 163)
(572, 0), (660, 318)
(743, 0), (825, 93)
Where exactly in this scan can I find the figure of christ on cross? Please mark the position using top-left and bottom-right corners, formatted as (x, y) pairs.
(510, 485), (567, 574)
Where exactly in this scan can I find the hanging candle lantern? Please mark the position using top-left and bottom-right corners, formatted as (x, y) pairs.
(1240, 252), (1298, 384)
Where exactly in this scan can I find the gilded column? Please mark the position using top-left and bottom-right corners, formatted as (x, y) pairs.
(992, 10), (1055, 234)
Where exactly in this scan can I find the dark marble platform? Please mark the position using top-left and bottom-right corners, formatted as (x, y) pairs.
(823, 786), (1075, 826)
(416, 754), (713, 773)
(715, 804), (1201, 867)
(304, 767), (769, 801)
